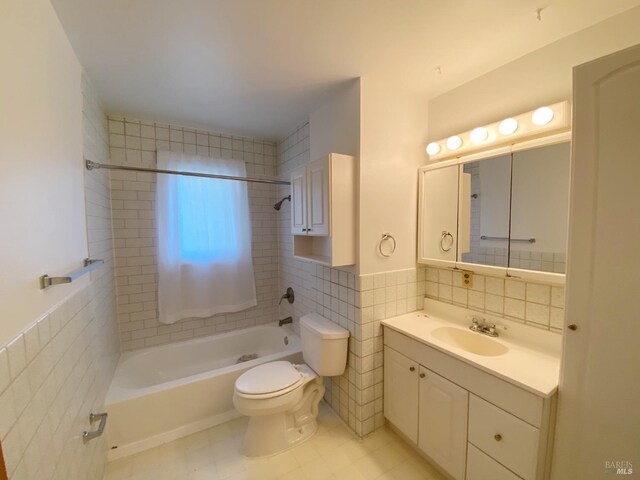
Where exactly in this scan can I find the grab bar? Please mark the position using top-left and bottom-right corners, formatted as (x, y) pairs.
(480, 236), (536, 244)
(39, 258), (104, 289)
(83, 412), (108, 442)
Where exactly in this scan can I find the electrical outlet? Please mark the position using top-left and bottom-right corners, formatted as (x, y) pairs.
(463, 270), (473, 287)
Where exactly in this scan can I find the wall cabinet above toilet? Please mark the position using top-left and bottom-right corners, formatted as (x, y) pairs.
(291, 153), (356, 267)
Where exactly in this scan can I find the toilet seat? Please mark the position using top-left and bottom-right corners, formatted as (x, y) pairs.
(235, 361), (306, 399)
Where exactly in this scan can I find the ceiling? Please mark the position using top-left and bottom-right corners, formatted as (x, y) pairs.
(52, 0), (640, 140)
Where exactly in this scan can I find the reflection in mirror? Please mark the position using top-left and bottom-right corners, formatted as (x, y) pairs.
(509, 142), (570, 273)
(458, 154), (511, 267)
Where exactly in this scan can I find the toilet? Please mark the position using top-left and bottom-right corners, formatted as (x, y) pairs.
(233, 312), (349, 456)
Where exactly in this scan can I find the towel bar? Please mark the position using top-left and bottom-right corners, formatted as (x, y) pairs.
(39, 258), (104, 289)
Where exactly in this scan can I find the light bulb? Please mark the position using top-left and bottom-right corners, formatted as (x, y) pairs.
(499, 118), (518, 135)
(532, 106), (554, 126)
(470, 127), (488, 144)
(446, 136), (462, 150)
(426, 142), (441, 156)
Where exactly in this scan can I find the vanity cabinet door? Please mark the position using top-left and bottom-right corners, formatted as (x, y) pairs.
(384, 347), (419, 443)
(418, 164), (459, 267)
(418, 367), (468, 480)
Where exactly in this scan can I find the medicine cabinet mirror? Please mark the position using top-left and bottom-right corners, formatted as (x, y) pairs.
(418, 133), (571, 284)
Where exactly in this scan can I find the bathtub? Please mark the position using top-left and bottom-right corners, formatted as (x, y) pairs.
(105, 324), (302, 460)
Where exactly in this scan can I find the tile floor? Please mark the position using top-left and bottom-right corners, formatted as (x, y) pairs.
(104, 403), (446, 480)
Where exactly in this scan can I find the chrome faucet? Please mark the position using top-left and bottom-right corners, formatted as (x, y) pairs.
(278, 316), (293, 327)
(469, 317), (499, 337)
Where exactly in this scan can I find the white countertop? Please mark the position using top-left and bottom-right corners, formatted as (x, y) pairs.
(382, 300), (561, 398)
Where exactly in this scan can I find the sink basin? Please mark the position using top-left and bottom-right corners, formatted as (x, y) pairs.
(431, 326), (509, 357)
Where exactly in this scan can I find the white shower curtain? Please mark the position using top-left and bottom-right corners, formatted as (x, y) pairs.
(156, 150), (257, 324)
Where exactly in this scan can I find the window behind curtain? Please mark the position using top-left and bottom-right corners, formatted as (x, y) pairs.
(156, 151), (257, 324)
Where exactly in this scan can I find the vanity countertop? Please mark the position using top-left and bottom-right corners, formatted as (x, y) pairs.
(382, 300), (561, 398)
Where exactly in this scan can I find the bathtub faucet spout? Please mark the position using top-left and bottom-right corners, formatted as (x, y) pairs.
(279, 316), (293, 327)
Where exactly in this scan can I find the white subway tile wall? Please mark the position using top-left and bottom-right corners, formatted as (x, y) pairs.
(425, 266), (565, 332)
(0, 74), (120, 480)
(107, 116), (280, 350)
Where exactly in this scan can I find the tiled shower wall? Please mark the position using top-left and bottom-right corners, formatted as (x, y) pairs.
(107, 116), (280, 350)
(0, 74), (120, 480)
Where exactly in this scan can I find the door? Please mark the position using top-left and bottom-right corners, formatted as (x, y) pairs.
(418, 367), (468, 480)
(418, 164), (459, 266)
(552, 45), (640, 479)
(306, 156), (330, 236)
(291, 165), (307, 234)
(384, 347), (419, 443)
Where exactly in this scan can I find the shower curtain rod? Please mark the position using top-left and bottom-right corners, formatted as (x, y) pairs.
(85, 160), (291, 186)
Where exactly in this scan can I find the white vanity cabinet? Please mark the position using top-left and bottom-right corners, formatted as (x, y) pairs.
(384, 326), (557, 480)
(290, 153), (356, 266)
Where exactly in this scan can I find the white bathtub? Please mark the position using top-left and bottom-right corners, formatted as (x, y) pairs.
(105, 324), (302, 460)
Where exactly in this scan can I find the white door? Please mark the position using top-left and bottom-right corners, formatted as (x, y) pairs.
(383, 347), (419, 443)
(418, 367), (468, 480)
(290, 165), (307, 235)
(306, 156), (330, 236)
(419, 164), (459, 266)
(552, 45), (640, 479)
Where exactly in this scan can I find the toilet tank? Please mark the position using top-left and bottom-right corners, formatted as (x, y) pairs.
(300, 313), (349, 376)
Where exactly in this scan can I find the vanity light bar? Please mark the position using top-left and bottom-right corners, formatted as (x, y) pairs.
(425, 101), (571, 161)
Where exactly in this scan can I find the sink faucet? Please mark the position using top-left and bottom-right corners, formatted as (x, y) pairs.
(278, 316), (293, 327)
(469, 317), (499, 337)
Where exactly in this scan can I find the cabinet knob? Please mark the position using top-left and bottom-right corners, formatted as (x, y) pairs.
(409, 366), (415, 372)
(419, 372), (426, 378)
(568, 324), (578, 331)
(494, 434), (502, 442)
(308, 228), (312, 231)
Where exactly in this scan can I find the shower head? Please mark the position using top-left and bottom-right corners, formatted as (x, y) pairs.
(273, 195), (291, 211)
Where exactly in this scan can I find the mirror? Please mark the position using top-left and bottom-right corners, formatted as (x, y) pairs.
(458, 154), (511, 267)
(509, 142), (570, 273)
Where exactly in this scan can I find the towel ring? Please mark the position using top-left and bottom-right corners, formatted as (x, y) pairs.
(379, 233), (397, 258)
(440, 231), (454, 252)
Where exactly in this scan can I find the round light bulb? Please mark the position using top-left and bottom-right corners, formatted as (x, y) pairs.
(426, 142), (441, 156)
(499, 118), (518, 135)
(446, 135), (462, 150)
(470, 127), (488, 144)
(532, 106), (554, 126)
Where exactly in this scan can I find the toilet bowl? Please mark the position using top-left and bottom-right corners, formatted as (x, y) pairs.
(233, 313), (349, 456)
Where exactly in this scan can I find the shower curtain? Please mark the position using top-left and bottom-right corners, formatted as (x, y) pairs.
(156, 150), (257, 324)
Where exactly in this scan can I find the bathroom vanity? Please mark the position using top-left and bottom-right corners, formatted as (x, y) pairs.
(382, 300), (560, 480)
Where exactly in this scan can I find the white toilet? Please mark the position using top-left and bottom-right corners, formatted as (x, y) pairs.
(233, 313), (349, 456)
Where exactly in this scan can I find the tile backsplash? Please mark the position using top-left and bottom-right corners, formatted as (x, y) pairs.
(107, 116), (280, 350)
(424, 266), (565, 332)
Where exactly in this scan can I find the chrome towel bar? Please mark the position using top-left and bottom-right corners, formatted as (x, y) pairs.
(39, 258), (104, 289)
(83, 412), (108, 442)
(480, 236), (536, 244)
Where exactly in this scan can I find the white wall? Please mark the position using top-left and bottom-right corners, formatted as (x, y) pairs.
(309, 78), (361, 160)
(427, 7), (640, 140)
(359, 74), (429, 274)
(0, 0), (87, 346)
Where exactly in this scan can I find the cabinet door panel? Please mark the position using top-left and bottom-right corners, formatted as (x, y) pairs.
(384, 347), (419, 443)
(419, 165), (459, 265)
(307, 157), (330, 235)
(291, 165), (307, 234)
(418, 367), (468, 480)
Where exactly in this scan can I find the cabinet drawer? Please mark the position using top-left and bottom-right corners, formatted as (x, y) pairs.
(466, 443), (521, 480)
(468, 395), (539, 480)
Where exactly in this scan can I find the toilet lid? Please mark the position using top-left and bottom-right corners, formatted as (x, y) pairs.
(235, 361), (303, 395)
